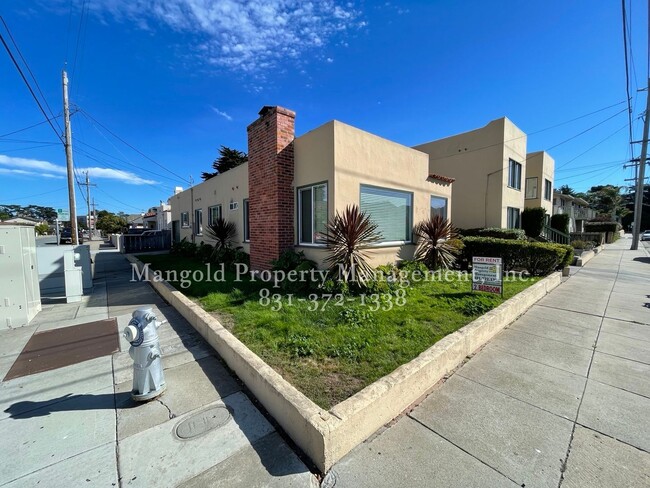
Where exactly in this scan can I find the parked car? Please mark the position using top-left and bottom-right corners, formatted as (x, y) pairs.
(642, 230), (650, 241)
(59, 228), (84, 244)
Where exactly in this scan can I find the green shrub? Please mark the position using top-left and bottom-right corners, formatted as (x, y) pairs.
(459, 227), (526, 240)
(584, 221), (619, 233)
(171, 237), (198, 257)
(521, 207), (547, 238)
(550, 214), (570, 234)
(197, 242), (214, 262)
(271, 249), (317, 293)
(571, 240), (594, 250)
(462, 236), (573, 275)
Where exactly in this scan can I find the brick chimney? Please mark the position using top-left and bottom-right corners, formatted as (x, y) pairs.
(247, 106), (296, 270)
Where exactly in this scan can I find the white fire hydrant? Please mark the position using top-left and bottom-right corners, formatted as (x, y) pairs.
(123, 307), (166, 401)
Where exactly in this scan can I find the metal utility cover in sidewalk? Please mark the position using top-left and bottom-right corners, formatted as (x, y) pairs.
(3, 318), (119, 381)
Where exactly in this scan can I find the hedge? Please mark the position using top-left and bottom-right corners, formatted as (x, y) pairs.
(521, 207), (546, 238)
(550, 214), (570, 234)
(584, 221), (619, 233)
(462, 236), (573, 276)
(459, 227), (527, 240)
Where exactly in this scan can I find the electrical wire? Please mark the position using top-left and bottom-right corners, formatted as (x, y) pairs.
(621, 0), (636, 164)
(3, 187), (67, 201)
(545, 108), (628, 151)
(555, 122), (631, 171)
(94, 186), (143, 211)
(0, 115), (62, 138)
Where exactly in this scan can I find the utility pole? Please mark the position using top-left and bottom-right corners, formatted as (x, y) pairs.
(79, 171), (96, 237)
(631, 78), (650, 250)
(91, 198), (97, 238)
(62, 70), (78, 245)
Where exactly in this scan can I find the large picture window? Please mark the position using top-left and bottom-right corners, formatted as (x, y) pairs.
(208, 205), (222, 226)
(525, 177), (538, 199)
(507, 207), (521, 229)
(243, 199), (250, 242)
(194, 208), (203, 235)
(508, 159), (522, 190)
(430, 195), (448, 220)
(360, 185), (412, 244)
(298, 183), (327, 245)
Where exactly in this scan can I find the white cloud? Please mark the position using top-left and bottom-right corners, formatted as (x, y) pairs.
(210, 106), (233, 121)
(0, 155), (157, 185)
(82, 0), (364, 74)
(326, 57), (334, 63)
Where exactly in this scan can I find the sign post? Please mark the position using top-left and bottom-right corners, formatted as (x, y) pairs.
(472, 256), (503, 297)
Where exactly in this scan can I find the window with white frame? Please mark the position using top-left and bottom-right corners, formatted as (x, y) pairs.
(181, 212), (189, 228)
(507, 207), (521, 229)
(525, 177), (538, 199)
(194, 208), (203, 235)
(544, 179), (552, 201)
(430, 195), (448, 220)
(298, 183), (328, 245)
(208, 205), (222, 226)
(508, 159), (522, 190)
(243, 199), (250, 242)
(360, 185), (412, 244)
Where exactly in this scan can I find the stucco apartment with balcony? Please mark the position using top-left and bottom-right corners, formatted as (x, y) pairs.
(414, 118), (555, 230)
(553, 191), (596, 232)
(171, 106), (453, 270)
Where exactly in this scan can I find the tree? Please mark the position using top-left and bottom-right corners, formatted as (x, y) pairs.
(96, 212), (128, 234)
(558, 185), (575, 196)
(585, 185), (630, 220)
(201, 146), (248, 180)
(34, 223), (50, 235)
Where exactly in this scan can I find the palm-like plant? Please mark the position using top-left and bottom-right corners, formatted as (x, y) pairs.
(325, 205), (382, 287)
(205, 217), (237, 251)
(414, 215), (459, 270)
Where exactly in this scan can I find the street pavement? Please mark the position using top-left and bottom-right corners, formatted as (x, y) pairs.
(0, 240), (316, 487)
(328, 235), (650, 488)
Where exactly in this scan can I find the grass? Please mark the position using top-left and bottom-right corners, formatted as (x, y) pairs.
(137, 254), (540, 409)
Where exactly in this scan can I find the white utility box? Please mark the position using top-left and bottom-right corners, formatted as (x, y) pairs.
(0, 225), (42, 329)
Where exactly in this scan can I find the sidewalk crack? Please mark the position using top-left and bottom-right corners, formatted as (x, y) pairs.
(156, 398), (176, 419)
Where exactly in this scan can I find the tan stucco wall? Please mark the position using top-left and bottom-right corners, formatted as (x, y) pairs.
(293, 120), (452, 267)
(170, 163), (250, 252)
(414, 117), (527, 229)
(524, 151), (554, 217)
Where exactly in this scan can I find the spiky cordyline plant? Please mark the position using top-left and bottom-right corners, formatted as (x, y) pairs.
(414, 215), (459, 270)
(325, 205), (382, 287)
(205, 217), (237, 251)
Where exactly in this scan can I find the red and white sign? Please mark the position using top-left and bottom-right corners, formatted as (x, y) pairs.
(472, 256), (503, 295)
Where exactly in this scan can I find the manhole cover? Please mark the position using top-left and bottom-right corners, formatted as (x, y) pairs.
(175, 406), (231, 440)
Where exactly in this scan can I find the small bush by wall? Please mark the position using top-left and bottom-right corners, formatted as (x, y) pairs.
(462, 236), (573, 276)
(550, 214), (570, 234)
(521, 207), (547, 238)
(459, 227), (527, 241)
(584, 221), (619, 233)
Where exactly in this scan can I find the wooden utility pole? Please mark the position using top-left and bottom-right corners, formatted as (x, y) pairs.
(80, 171), (96, 236)
(631, 79), (650, 250)
(62, 70), (78, 245)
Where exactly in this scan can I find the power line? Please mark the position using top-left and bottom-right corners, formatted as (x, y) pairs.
(556, 158), (629, 173)
(0, 138), (61, 144)
(0, 17), (63, 143)
(1, 143), (60, 153)
(94, 186), (143, 211)
(621, 0), (635, 159)
(555, 121), (631, 171)
(545, 107), (628, 151)
(0, 115), (62, 138)
(2, 187), (67, 201)
(555, 162), (625, 181)
(78, 108), (191, 183)
(70, 0), (89, 94)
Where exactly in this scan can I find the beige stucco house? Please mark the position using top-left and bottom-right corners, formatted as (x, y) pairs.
(414, 117), (541, 230)
(524, 151), (555, 218)
(553, 191), (596, 233)
(171, 106), (453, 269)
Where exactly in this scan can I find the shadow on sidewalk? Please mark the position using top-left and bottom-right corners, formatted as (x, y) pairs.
(633, 257), (650, 264)
(4, 392), (132, 419)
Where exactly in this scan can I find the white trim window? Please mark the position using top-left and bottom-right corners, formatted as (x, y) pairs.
(194, 208), (203, 235)
(508, 159), (522, 190)
(208, 205), (222, 226)
(525, 177), (538, 199)
(298, 183), (328, 245)
(430, 195), (448, 220)
(507, 207), (521, 229)
(180, 212), (190, 228)
(243, 199), (250, 242)
(360, 184), (412, 244)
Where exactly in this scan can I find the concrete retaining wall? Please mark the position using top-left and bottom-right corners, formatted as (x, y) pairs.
(126, 255), (562, 472)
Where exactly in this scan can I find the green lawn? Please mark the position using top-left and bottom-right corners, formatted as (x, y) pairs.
(137, 254), (539, 409)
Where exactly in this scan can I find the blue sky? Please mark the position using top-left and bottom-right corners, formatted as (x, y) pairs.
(0, 0), (647, 215)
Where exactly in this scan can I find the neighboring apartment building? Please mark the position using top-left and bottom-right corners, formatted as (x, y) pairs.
(142, 202), (172, 230)
(414, 117), (554, 230)
(171, 106), (453, 270)
(553, 191), (596, 233)
(524, 151), (555, 218)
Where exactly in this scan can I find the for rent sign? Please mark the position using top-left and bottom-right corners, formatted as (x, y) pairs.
(472, 256), (503, 295)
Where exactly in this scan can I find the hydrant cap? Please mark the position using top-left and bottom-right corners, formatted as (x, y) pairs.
(123, 325), (139, 343)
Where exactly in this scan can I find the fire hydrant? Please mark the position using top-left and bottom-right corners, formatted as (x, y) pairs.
(123, 307), (166, 401)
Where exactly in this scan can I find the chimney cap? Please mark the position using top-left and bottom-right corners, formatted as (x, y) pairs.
(258, 105), (296, 118)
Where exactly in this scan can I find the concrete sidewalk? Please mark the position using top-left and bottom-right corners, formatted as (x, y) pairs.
(328, 236), (650, 488)
(0, 241), (316, 487)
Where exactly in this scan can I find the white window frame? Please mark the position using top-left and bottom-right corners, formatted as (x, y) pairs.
(508, 159), (522, 190)
(208, 205), (222, 226)
(180, 212), (190, 228)
(243, 199), (250, 242)
(360, 184), (413, 246)
(430, 195), (448, 220)
(194, 208), (203, 236)
(298, 182), (328, 246)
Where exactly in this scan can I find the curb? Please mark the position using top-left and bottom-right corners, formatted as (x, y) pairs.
(126, 254), (562, 472)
